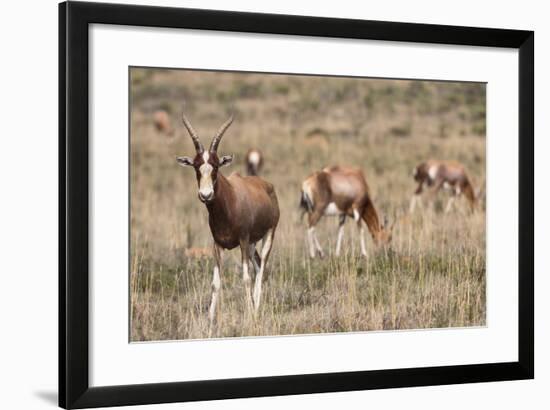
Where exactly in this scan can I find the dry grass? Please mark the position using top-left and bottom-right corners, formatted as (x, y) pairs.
(129, 68), (486, 341)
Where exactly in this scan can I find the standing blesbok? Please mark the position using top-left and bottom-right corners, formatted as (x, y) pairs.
(409, 160), (478, 214)
(245, 148), (264, 176)
(176, 111), (280, 324)
(300, 165), (393, 259)
(153, 110), (175, 136)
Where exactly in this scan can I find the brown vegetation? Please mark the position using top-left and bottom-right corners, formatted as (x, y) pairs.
(130, 68), (486, 341)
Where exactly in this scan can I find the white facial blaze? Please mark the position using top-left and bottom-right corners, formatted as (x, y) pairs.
(199, 151), (214, 198)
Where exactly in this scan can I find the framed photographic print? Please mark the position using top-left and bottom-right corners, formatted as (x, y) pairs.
(59, 1), (534, 408)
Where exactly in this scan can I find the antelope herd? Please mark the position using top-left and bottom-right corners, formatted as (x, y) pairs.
(172, 109), (482, 324)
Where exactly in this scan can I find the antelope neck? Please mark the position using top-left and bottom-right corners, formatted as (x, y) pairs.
(205, 173), (235, 223)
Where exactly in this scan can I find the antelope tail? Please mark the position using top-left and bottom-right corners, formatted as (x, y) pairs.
(299, 190), (314, 213)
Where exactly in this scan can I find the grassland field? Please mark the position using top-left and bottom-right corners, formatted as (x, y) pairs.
(130, 68), (486, 341)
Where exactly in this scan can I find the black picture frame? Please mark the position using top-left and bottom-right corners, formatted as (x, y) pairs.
(59, 1), (534, 408)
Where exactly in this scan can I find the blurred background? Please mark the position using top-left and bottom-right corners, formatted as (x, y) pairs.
(130, 67), (486, 341)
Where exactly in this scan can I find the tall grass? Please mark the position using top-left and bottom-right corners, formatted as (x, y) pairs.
(129, 68), (486, 341)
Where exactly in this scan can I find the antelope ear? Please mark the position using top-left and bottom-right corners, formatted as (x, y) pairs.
(176, 156), (194, 167)
(220, 154), (234, 167)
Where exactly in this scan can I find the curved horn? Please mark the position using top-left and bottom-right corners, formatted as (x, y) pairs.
(209, 114), (234, 153)
(181, 111), (204, 153)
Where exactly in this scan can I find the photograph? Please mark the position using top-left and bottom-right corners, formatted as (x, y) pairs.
(129, 67), (486, 341)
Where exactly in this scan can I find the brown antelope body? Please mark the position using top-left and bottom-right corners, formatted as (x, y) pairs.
(245, 148), (264, 176)
(176, 112), (280, 324)
(409, 160), (477, 213)
(300, 166), (392, 258)
(153, 110), (175, 136)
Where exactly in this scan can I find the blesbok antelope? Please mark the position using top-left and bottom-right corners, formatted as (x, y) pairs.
(245, 148), (264, 176)
(153, 110), (175, 136)
(300, 165), (393, 259)
(409, 160), (478, 214)
(176, 111), (280, 323)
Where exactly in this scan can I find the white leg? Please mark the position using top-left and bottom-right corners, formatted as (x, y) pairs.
(241, 244), (253, 312)
(335, 216), (345, 256)
(208, 244), (223, 324)
(359, 223), (367, 257)
(354, 209), (367, 257)
(249, 243), (260, 277)
(307, 227), (316, 259)
(308, 226), (324, 258)
(312, 228), (325, 258)
(307, 226), (315, 259)
(253, 228), (275, 311)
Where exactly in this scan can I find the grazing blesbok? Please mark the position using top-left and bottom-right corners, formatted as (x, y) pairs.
(176, 112), (280, 323)
(409, 160), (478, 214)
(245, 148), (264, 176)
(153, 110), (175, 136)
(300, 165), (393, 259)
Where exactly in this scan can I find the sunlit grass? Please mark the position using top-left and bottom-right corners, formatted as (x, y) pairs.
(129, 68), (486, 341)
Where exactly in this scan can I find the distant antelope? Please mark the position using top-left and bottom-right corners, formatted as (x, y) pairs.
(409, 160), (478, 213)
(153, 110), (175, 136)
(245, 148), (263, 176)
(184, 247), (212, 259)
(176, 111), (280, 323)
(300, 166), (393, 259)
